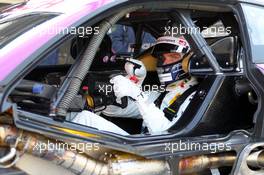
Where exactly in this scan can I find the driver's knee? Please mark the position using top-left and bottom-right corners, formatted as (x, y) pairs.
(73, 110), (129, 135)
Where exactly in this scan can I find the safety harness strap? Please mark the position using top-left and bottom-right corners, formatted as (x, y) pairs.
(163, 85), (198, 121)
(154, 91), (168, 108)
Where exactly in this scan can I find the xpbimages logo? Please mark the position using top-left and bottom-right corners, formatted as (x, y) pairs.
(32, 26), (100, 37)
(97, 84), (166, 96)
(164, 140), (232, 154)
(33, 140), (100, 154)
(164, 24), (232, 37)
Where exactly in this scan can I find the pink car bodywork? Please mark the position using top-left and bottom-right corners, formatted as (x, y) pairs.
(257, 64), (264, 74)
(0, 0), (263, 82)
(0, 0), (113, 82)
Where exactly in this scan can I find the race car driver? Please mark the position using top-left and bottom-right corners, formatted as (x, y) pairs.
(73, 36), (198, 135)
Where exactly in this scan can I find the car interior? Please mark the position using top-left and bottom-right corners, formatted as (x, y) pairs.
(9, 9), (258, 137)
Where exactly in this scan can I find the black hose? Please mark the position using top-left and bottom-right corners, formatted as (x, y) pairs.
(56, 7), (141, 117)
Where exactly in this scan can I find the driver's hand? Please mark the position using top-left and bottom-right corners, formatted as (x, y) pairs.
(110, 75), (143, 101)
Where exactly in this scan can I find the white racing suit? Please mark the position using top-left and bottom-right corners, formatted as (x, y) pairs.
(72, 76), (198, 135)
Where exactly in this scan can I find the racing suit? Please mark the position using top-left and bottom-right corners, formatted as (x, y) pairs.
(72, 75), (198, 135)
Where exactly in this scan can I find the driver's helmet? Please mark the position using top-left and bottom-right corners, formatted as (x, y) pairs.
(151, 36), (190, 86)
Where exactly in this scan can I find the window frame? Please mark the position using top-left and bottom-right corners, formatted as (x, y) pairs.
(241, 4), (264, 64)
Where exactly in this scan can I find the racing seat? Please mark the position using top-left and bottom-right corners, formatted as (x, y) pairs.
(188, 36), (240, 75)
